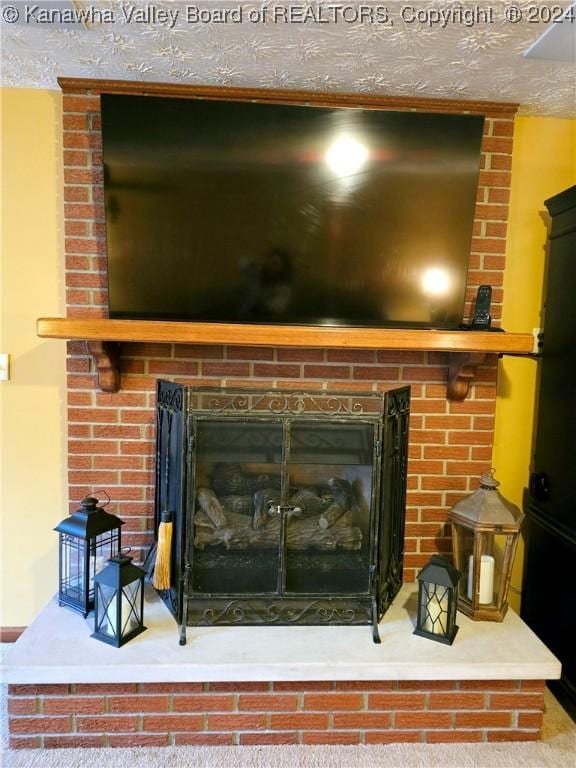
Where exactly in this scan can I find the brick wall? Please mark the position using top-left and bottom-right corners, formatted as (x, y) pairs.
(62, 84), (516, 578)
(8, 679), (545, 748)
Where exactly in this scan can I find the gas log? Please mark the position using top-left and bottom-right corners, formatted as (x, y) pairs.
(193, 508), (362, 551)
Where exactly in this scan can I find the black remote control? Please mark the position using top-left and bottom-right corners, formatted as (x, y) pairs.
(472, 285), (492, 329)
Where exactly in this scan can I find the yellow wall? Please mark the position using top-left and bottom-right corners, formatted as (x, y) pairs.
(0, 89), (574, 625)
(0, 88), (66, 626)
(493, 116), (576, 612)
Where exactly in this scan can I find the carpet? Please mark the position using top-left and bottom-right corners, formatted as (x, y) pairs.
(1, 644), (574, 768)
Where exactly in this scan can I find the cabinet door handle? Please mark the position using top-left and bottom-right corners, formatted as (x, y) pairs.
(529, 472), (550, 502)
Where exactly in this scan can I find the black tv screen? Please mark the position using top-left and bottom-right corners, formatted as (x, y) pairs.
(101, 94), (484, 328)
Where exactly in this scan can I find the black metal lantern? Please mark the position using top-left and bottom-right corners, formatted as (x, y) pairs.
(414, 555), (461, 645)
(54, 496), (124, 617)
(92, 553), (147, 647)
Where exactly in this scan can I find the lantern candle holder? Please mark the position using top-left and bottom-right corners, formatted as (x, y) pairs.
(92, 553), (147, 647)
(414, 555), (461, 645)
(54, 496), (124, 617)
(449, 470), (524, 622)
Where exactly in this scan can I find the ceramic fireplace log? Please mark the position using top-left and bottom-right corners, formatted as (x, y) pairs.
(196, 488), (227, 529)
(193, 508), (362, 552)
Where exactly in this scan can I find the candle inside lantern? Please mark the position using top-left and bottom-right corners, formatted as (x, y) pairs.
(467, 554), (495, 604)
(422, 592), (447, 634)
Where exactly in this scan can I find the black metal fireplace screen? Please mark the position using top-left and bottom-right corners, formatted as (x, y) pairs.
(154, 382), (410, 644)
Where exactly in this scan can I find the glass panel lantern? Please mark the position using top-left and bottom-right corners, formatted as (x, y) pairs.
(92, 554), (147, 647)
(54, 496), (124, 617)
(449, 470), (524, 622)
(414, 555), (461, 645)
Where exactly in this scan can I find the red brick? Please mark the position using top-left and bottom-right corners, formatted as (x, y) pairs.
(63, 95), (100, 112)
(65, 203), (105, 220)
(483, 137), (513, 154)
(486, 222), (508, 238)
(333, 712), (392, 728)
(335, 681), (396, 691)
(429, 692), (486, 710)
(353, 366), (401, 380)
(520, 680), (546, 691)
(489, 155), (512, 171)
(366, 731), (421, 743)
(273, 681), (331, 692)
(490, 693), (544, 710)
(518, 711), (544, 729)
(241, 731), (299, 744)
(368, 693), (426, 710)
(304, 693), (363, 711)
(488, 730), (540, 742)
(426, 730), (483, 743)
(303, 731), (361, 744)
(239, 694), (298, 711)
(208, 682), (269, 692)
(9, 685), (70, 696)
(173, 695), (234, 712)
(475, 204), (509, 222)
(175, 733), (235, 745)
(7, 698), (38, 715)
(270, 713), (329, 730)
(395, 712), (452, 729)
(304, 365), (350, 379)
(143, 714), (203, 732)
(74, 684), (138, 695)
(254, 363), (302, 378)
(10, 716), (72, 734)
(460, 680), (518, 691)
(44, 697), (106, 715)
(64, 186), (90, 203)
(76, 716), (138, 733)
(277, 347), (324, 362)
(109, 734), (171, 747)
(207, 714), (267, 731)
(64, 149), (89, 166)
(227, 346), (274, 360)
(9, 736), (41, 749)
(325, 348), (374, 363)
(378, 351), (425, 364)
(108, 695), (169, 713)
(202, 362), (250, 377)
(173, 345), (224, 359)
(45, 735), (105, 748)
(455, 711), (512, 728)
(149, 360), (198, 376)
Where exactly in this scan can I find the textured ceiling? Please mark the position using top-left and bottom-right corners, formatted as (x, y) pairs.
(1, 0), (575, 115)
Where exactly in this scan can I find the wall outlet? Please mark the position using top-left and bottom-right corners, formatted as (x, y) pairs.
(0, 353), (10, 381)
(532, 329), (544, 354)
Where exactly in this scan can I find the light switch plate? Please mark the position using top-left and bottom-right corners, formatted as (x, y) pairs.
(0, 353), (10, 381)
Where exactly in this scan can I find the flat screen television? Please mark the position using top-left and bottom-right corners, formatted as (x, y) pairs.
(100, 93), (484, 329)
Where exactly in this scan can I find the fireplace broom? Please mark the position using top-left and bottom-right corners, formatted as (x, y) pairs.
(153, 510), (173, 590)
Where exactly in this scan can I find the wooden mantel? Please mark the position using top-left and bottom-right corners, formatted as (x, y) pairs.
(37, 317), (535, 400)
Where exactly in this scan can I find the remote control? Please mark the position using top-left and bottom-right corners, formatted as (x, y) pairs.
(472, 285), (492, 329)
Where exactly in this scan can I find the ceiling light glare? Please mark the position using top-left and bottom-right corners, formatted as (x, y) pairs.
(422, 267), (451, 296)
(325, 135), (370, 177)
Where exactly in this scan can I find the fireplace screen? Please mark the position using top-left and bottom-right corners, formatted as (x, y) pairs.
(154, 384), (410, 643)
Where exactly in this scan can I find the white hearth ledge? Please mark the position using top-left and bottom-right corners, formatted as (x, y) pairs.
(1, 585), (560, 685)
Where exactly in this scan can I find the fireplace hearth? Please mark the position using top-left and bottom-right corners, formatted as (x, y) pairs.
(154, 382), (410, 644)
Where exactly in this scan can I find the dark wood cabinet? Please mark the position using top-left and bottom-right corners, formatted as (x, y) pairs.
(522, 185), (576, 719)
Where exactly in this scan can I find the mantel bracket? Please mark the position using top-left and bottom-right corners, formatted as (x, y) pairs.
(447, 352), (488, 401)
(87, 341), (120, 393)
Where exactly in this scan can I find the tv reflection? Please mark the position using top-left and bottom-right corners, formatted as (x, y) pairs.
(240, 249), (294, 319)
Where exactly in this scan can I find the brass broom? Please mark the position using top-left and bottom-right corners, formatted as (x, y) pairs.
(153, 509), (173, 590)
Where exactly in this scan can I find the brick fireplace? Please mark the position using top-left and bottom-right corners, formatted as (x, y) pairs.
(7, 81), (555, 751)
(61, 82), (514, 576)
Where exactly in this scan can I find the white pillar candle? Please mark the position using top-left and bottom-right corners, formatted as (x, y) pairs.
(423, 593), (447, 634)
(467, 554), (495, 604)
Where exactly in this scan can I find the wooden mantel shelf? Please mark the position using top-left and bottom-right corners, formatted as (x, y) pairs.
(37, 317), (535, 400)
